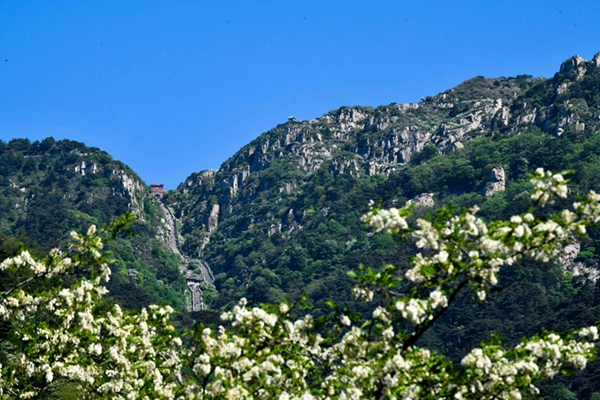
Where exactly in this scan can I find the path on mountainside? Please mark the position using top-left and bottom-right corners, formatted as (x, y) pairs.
(196, 260), (214, 285)
(157, 198), (214, 310)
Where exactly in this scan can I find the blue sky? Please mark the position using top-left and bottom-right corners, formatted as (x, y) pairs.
(1, 1), (599, 189)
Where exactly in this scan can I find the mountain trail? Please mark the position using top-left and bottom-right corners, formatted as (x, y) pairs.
(157, 197), (215, 310)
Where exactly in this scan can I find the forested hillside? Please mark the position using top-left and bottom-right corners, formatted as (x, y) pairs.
(2, 52), (600, 398)
(0, 138), (188, 309)
(170, 52), (600, 310)
(164, 52), (600, 397)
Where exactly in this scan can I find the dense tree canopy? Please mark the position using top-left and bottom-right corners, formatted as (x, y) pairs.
(1, 170), (599, 399)
(0, 137), (188, 310)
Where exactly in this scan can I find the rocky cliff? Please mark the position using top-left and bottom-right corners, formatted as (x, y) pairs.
(173, 52), (600, 261)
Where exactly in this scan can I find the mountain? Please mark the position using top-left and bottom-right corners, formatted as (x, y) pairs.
(3, 52), (600, 397)
(0, 138), (188, 309)
(163, 52), (600, 397)
(168, 52), (600, 306)
(4, 52), (600, 316)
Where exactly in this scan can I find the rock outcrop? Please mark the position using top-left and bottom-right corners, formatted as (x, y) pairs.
(207, 204), (220, 233)
(592, 51), (600, 67)
(560, 55), (587, 77)
(176, 85), (525, 245)
(406, 193), (435, 208)
(108, 169), (149, 216)
(559, 243), (600, 283)
(484, 167), (506, 197)
(174, 52), (600, 259)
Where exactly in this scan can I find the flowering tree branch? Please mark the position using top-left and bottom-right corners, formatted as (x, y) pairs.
(0, 170), (598, 399)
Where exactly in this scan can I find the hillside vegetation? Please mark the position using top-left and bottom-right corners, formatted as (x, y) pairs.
(0, 138), (188, 309)
(167, 52), (600, 398)
(2, 52), (600, 398)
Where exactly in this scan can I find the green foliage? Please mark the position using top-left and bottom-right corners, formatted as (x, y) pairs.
(411, 143), (439, 165)
(1, 172), (600, 398)
(542, 384), (577, 400)
(176, 121), (600, 396)
(0, 138), (188, 310)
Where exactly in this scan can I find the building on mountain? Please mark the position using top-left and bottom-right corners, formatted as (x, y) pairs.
(150, 184), (164, 199)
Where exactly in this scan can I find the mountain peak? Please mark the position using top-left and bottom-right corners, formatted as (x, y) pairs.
(593, 51), (600, 67)
(560, 55), (587, 73)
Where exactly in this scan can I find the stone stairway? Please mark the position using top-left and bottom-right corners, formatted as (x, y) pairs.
(157, 196), (215, 311)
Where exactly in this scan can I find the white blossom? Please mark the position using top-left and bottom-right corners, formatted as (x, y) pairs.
(1, 173), (599, 399)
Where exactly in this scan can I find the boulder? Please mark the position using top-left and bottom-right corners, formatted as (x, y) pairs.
(406, 193), (435, 208)
(560, 55), (586, 73)
(484, 167), (505, 197)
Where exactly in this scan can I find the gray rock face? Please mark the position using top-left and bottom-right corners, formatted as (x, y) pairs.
(331, 158), (360, 177)
(559, 55), (588, 79)
(559, 243), (600, 283)
(556, 82), (570, 95)
(503, 52), (600, 136)
(562, 243), (580, 264)
(207, 204), (220, 233)
(484, 167), (506, 197)
(593, 52), (600, 67)
(108, 169), (149, 217)
(174, 51), (600, 256)
(158, 200), (182, 256)
(406, 193), (435, 208)
(560, 55), (586, 73)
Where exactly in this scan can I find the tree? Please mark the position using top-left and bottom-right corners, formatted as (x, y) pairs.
(0, 169), (599, 399)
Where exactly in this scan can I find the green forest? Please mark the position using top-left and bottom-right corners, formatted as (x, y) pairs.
(0, 138), (188, 310)
(2, 54), (600, 398)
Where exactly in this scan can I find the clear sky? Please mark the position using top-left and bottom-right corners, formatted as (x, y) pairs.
(2, 1), (599, 189)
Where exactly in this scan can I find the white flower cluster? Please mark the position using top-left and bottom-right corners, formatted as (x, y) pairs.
(1, 174), (599, 399)
(362, 206), (409, 234)
(0, 226), (184, 399)
(351, 286), (374, 302)
(184, 298), (324, 399)
(574, 190), (600, 227)
(579, 326), (599, 340)
(393, 290), (448, 325)
(530, 167), (568, 205)
(459, 328), (597, 399)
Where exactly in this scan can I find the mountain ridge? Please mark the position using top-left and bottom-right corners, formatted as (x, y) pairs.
(3, 51), (600, 315)
(3, 51), (600, 399)
(171, 52), (600, 260)
(0, 137), (190, 309)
